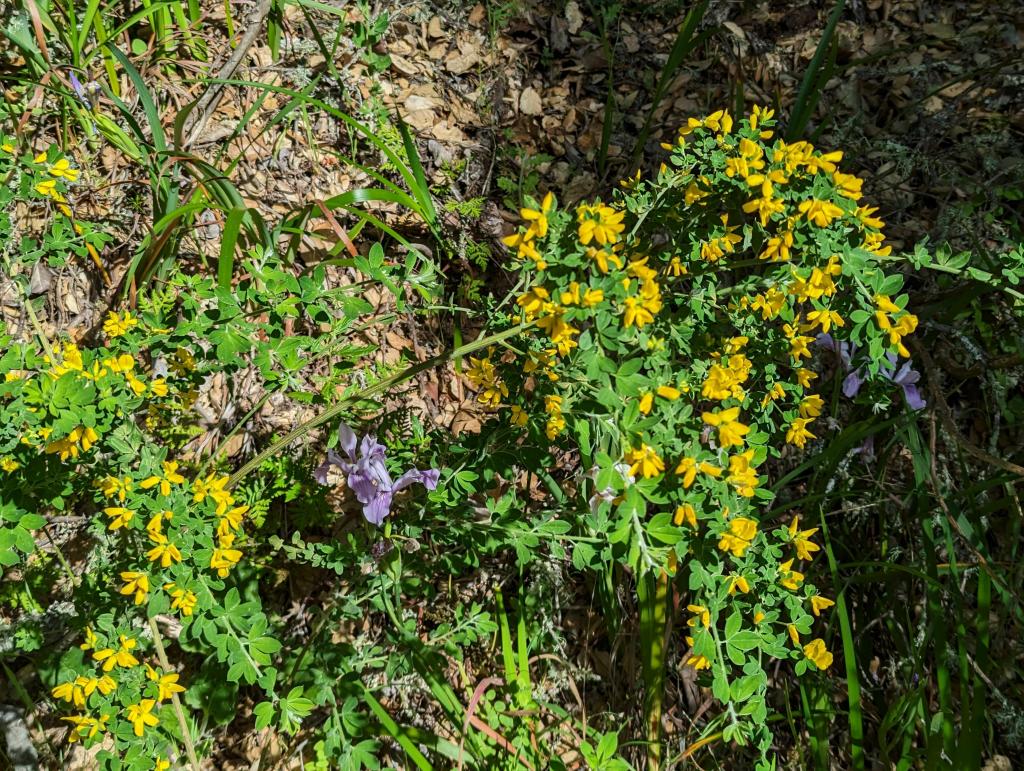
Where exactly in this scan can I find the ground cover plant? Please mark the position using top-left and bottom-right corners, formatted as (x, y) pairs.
(1, 0), (1023, 769)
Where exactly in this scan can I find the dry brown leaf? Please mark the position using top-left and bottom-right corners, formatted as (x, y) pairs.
(519, 87), (543, 115)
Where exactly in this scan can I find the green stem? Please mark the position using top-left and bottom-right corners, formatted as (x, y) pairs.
(148, 617), (202, 771)
(637, 569), (669, 770)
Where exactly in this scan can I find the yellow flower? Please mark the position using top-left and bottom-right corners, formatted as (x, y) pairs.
(92, 635), (139, 671)
(150, 378), (169, 397)
(464, 356), (508, 407)
(718, 517), (758, 557)
(638, 392), (654, 415)
(119, 571), (150, 605)
(810, 595), (835, 617)
(156, 759), (171, 771)
(102, 310), (138, 338)
(166, 583), (198, 616)
(516, 286), (550, 319)
(147, 536), (182, 567)
(702, 407), (750, 449)
(795, 368), (817, 388)
(753, 611), (766, 624)
(778, 559), (804, 591)
(798, 199), (844, 227)
(803, 638), (833, 670)
(193, 473), (234, 514)
(520, 191), (555, 238)
(80, 627), (98, 650)
(103, 506), (135, 530)
(786, 417), (816, 449)
(48, 157), (80, 181)
(146, 666), (186, 701)
(788, 517), (821, 561)
(656, 385), (681, 400)
(804, 308), (844, 333)
(798, 394), (825, 419)
(727, 575), (750, 595)
(787, 624), (800, 646)
(727, 449), (759, 498)
(585, 245), (623, 274)
(674, 503), (697, 528)
(509, 405), (528, 427)
(211, 546), (243, 577)
(624, 444), (664, 479)
(577, 203), (625, 246)
(685, 652), (711, 670)
(53, 680), (86, 707)
(686, 604), (710, 628)
(140, 460), (186, 497)
(126, 699), (160, 736)
(0, 142), (14, 153)
(0, 457), (19, 472)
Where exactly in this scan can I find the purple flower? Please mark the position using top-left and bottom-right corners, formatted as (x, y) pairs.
(315, 423), (440, 526)
(816, 334), (925, 410)
(881, 355), (926, 410)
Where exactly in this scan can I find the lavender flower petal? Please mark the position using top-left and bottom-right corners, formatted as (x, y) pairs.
(393, 468), (440, 493)
(363, 493), (394, 526)
(314, 449), (345, 485)
(902, 384), (926, 410)
(842, 370), (864, 398)
(338, 423), (359, 461)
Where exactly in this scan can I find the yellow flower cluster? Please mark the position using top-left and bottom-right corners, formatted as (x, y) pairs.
(874, 294), (918, 358)
(502, 192), (555, 270)
(52, 630), (188, 744)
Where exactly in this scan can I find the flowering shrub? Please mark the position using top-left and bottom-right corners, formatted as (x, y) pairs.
(472, 107), (920, 758)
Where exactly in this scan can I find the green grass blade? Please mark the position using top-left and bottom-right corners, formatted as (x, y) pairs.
(362, 687), (434, 771)
(631, 1), (711, 165)
(786, 0), (846, 140)
(218, 207), (246, 289)
(107, 45), (167, 151)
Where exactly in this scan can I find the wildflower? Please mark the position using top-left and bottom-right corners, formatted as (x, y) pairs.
(193, 474), (234, 515)
(753, 611), (766, 624)
(147, 666), (186, 701)
(140, 460), (186, 497)
(758, 229), (794, 262)
(674, 503), (697, 528)
(520, 191), (555, 238)
(156, 759), (171, 771)
(638, 392), (654, 415)
(44, 425), (99, 461)
(624, 444), (664, 479)
(684, 649), (711, 670)
(804, 308), (844, 333)
(786, 417), (816, 449)
(656, 385), (681, 400)
(668, 256), (687, 276)
(798, 394), (824, 418)
(577, 202), (625, 246)
(810, 595), (835, 617)
(787, 624), (801, 646)
(728, 575), (750, 595)
(147, 536), (182, 567)
(102, 311), (138, 338)
(509, 405), (528, 427)
(150, 379), (169, 397)
(165, 584), (198, 616)
(93, 635), (139, 671)
(103, 507), (135, 530)
(718, 517), (757, 557)
(47, 157), (80, 181)
(788, 516), (821, 561)
(701, 407), (750, 449)
(585, 245), (623, 274)
(795, 368), (817, 389)
(210, 546), (243, 578)
(126, 699), (160, 737)
(80, 627), (98, 650)
(581, 287), (604, 307)
(464, 356), (508, 408)
(751, 288), (786, 320)
(778, 559), (804, 591)
(686, 604), (710, 628)
(62, 713), (108, 743)
(53, 680), (87, 707)
(803, 639), (833, 670)
(119, 571), (150, 605)
(798, 199), (843, 227)
(727, 450), (759, 498)
(314, 423), (440, 526)
(832, 171), (863, 200)
(517, 286), (550, 319)
(0, 457), (19, 472)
